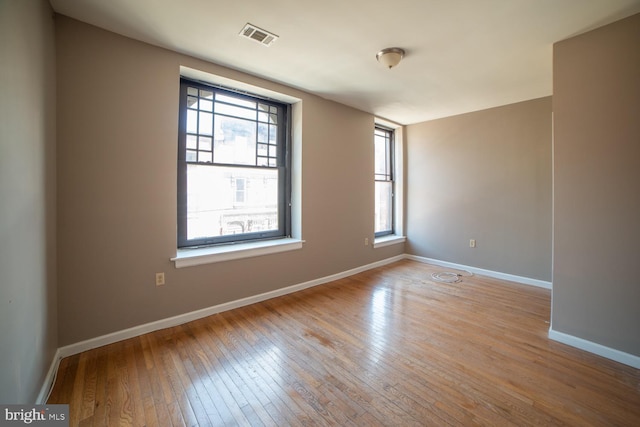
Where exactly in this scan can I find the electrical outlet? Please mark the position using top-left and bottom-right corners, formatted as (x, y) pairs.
(470, 239), (476, 248)
(365, 237), (369, 246)
(155, 272), (165, 286)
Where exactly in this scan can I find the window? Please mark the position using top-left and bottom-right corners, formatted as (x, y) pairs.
(177, 78), (290, 248)
(234, 178), (246, 204)
(374, 126), (394, 236)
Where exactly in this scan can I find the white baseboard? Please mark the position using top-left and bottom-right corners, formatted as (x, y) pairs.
(57, 254), (406, 359)
(36, 349), (61, 404)
(548, 328), (640, 369)
(404, 254), (552, 289)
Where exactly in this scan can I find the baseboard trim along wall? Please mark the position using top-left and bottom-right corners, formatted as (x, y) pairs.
(36, 349), (62, 404)
(548, 328), (640, 369)
(404, 254), (553, 289)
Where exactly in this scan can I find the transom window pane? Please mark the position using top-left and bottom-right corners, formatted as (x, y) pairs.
(375, 128), (391, 179)
(183, 83), (280, 168)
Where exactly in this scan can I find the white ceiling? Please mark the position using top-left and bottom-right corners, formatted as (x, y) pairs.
(50, 0), (640, 125)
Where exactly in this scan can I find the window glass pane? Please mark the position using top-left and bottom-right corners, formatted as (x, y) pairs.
(198, 151), (212, 163)
(198, 111), (212, 135)
(187, 96), (198, 109)
(215, 103), (256, 121)
(217, 93), (256, 109)
(199, 89), (213, 99)
(199, 136), (212, 151)
(257, 143), (268, 156)
(186, 110), (198, 134)
(186, 150), (197, 162)
(200, 99), (213, 112)
(374, 133), (388, 176)
(269, 114), (278, 124)
(375, 181), (393, 233)
(258, 123), (268, 142)
(187, 87), (198, 96)
(268, 145), (277, 157)
(258, 111), (269, 123)
(214, 115), (257, 165)
(186, 134), (197, 149)
(269, 125), (277, 144)
(186, 165), (279, 240)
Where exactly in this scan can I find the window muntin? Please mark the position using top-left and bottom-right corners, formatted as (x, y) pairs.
(375, 126), (394, 236)
(178, 79), (290, 248)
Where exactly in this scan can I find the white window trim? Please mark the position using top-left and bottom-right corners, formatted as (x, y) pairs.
(374, 118), (405, 248)
(172, 238), (305, 268)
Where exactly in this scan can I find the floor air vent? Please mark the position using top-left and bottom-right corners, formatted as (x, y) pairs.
(239, 23), (278, 47)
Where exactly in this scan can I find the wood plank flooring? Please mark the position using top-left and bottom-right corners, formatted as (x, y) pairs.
(48, 260), (640, 426)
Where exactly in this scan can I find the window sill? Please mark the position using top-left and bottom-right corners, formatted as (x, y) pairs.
(374, 235), (406, 248)
(172, 238), (304, 268)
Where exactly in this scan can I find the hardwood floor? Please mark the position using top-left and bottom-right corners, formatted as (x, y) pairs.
(48, 260), (640, 426)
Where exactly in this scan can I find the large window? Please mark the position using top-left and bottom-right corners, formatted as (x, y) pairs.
(374, 126), (394, 236)
(177, 78), (290, 248)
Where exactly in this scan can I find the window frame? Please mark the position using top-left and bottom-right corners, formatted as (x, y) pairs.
(177, 78), (291, 249)
(374, 125), (395, 237)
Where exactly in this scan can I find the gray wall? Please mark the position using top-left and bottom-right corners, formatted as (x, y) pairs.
(0, 0), (58, 403)
(552, 13), (640, 356)
(56, 17), (404, 346)
(405, 98), (552, 281)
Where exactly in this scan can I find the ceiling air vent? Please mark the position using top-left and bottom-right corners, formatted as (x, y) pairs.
(239, 23), (278, 47)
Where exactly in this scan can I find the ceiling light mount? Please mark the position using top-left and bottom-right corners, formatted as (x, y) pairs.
(376, 47), (405, 69)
